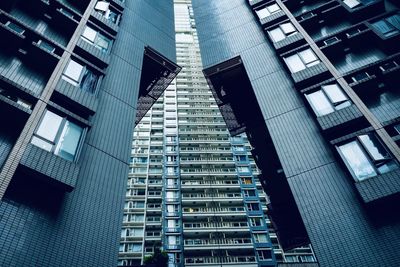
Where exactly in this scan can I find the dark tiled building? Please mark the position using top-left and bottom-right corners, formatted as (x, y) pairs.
(193, 0), (400, 266)
(0, 0), (179, 266)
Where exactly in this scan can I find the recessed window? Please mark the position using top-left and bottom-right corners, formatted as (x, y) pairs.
(305, 84), (351, 117)
(379, 60), (398, 72)
(255, 3), (281, 20)
(31, 110), (84, 161)
(257, 249), (272, 260)
(343, 0), (361, 9)
(284, 48), (320, 73)
(5, 21), (25, 34)
(371, 14), (400, 37)
(81, 25), (112, 53)
(324, 37), (339, 46)
(62, 59), (100, 94)
(337, 133), (398, 181)
(268, 22), (297, 42)
(351, 71), (370, 82)
(253, 233), (269, 243)
(38, 40), (56, 53)
(94, 1), (121, 25)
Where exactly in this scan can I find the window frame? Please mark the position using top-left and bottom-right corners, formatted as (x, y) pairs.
(62, 59), (101, 94)
(336, 133), (398, 181)
(268, 22), (297, 43)
(31, 110), (86, 162)
(371, 14), (400, 38)
(256, 3), (281, 20)
(305, 84), (351, 117)
(81, 25), (113, 53)
(284, 48), (320, 73)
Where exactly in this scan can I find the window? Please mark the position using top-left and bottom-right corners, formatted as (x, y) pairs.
(247, 202), (260, 211)
(324, 37), (339, 46)
(371, 14), (400, 37)
(31, 110), (84, 161)
(81, 26), (112, 53)
(244, 190), (257, 197)
(256, 3), (281, 20)
(305, 84), (351, 117)
(238, 166), (250, 173)
(343, 0), (376, 9)
(337, 133), (398, 181)
(38, 40), (56, 53)
(379, 60), (398, 72)
(253, 233), (269, 243)
(268, 22), (297, 42)
(284, 48), (320, 73)
(62, 59), (100, 93)
(351, 71), (370, 82)
(127, 244), (142, 253)
(257, 249), (272, 260)
(94, 1), (121, 25)
(343, 0), (361, 8)
(250, 217), (264, 227)
(5, 21), (25, 34)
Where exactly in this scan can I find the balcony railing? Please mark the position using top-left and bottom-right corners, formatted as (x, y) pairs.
(185, 256), (256, 264)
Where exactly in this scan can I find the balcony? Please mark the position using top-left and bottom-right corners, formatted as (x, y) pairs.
(185, 256), (256, 265)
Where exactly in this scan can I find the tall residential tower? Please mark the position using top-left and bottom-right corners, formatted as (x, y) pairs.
(118, 0), (316, 266)
(0, 0), (179, 266)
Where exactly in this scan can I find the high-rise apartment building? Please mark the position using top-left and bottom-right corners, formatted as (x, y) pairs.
(192, 0), (400, 266)
(118, 1), (316, 267)
(0, 0), (179, 266)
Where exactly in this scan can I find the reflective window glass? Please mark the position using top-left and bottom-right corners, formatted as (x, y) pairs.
(305, 90), (334, 116)
(285, 54), (306, 73)
(338, 141), (377, 180)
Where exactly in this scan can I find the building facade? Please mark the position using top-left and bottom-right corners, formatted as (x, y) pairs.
(193, 0), (400, 267)
(0, 0), (179, 266)
(118, 1), (317, 266)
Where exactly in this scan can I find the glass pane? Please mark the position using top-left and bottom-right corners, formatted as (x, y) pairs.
(80, 68), (99, 93)
(284, 54), (306, 73)
(94, 1), (109, 12)
(95, 34), (111, 52)
(377, 160), (398, 174)
(358, 134), (390, 161)
(305, 90), (334, 116)
(268, 28), (285, 42)
(372, 20), (397, 36)
(82, 26), (97, 42)
(343, 0), (361, 9)
(322, 84), (348, 104)
(280, 22), (296, 34)
(386, 14), (400, 30)
(338, 141), (377, 180)
(55, 121), (83, 161)
(36, 110), (63, 142)
(267, 4), (280, 13)
(63, 60), (83, 83)
(298, 49), (318, 64)
(256, 8), (270, 20)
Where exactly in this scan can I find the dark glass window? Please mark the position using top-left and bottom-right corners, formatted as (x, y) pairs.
(371, 14), (400, 37)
